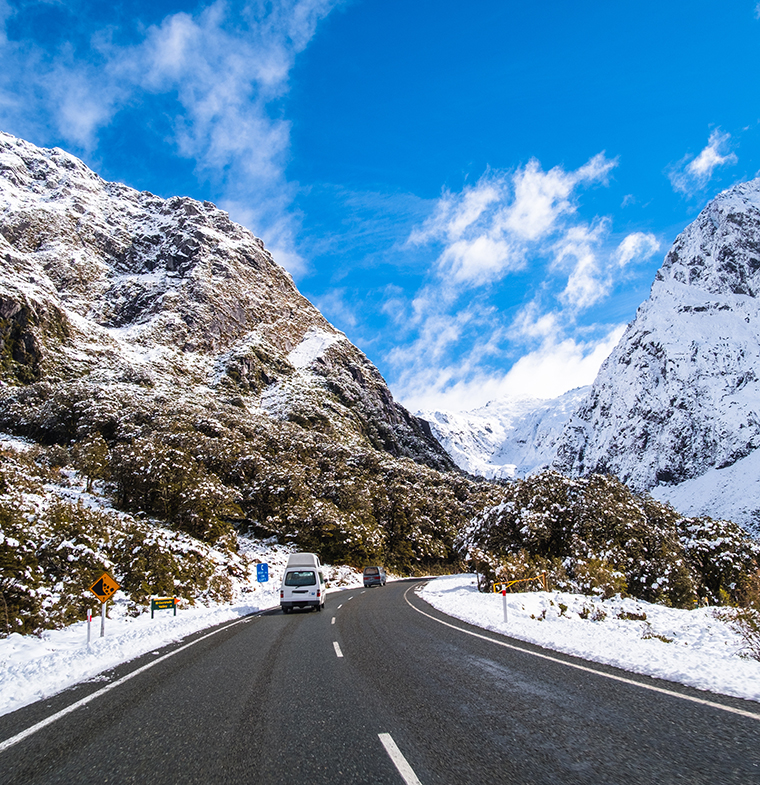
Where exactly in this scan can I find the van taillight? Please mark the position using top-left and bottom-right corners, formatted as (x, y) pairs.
(316, 590), (321, 597)
(280, 590), (283, 598)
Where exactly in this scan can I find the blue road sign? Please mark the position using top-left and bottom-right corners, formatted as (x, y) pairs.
(257, 563), (269, 582)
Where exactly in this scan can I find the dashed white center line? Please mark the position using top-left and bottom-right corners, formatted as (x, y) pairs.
(378, 733), (422, 785)
(337, 604), (343, 609)
(331, 617), (335, 625)
(333, 641), (343, 658)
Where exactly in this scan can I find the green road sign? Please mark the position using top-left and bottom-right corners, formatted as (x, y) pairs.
(151, 597), (178, 618)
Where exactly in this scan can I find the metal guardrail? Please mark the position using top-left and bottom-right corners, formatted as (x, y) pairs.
(492, 572), (548, 593)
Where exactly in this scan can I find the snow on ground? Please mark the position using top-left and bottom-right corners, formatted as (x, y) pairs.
(419, 574), (760, 703)
(0, 539), (363, 718)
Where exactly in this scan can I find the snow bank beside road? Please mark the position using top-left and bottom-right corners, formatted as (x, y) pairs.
(0, 602), (259, 718)
(418, 574), (760, 703)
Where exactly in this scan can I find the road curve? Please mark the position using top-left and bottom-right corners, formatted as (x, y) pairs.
(1, 579), (760, 784)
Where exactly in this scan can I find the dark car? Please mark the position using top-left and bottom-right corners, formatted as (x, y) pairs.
(363, 566), (387, 587)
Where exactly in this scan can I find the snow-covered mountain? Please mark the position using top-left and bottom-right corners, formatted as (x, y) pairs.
(551, 179), (760, 531)
(418, 387), (589, 479)
(0, 131), (451, 470)
(423, 179), (760, 532)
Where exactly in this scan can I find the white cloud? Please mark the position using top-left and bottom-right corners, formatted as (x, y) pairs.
(0, 0), (339, 274)
(554, 221), (610, 311)
(495, 326), (625, 401)
(397, 325), (626, 412)
(439, 235), (519, 284)
(409, 153), (617, 287)
(392, 153), (654, 413)
(669, 129), (738, 195)
(613, 231), (660, 268)
(504, 153), (615, 241)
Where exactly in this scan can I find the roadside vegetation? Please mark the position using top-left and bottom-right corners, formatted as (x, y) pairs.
(4, 386), (760, 640)
(0, 384), (500, 636)
(458, 470), (760, 610)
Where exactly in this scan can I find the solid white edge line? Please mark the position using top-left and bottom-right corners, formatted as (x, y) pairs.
(378, 732), (423, 785)
(0, 612), (262, 755)
(404, 585), (760, 723)
(333, 641), (344, 658)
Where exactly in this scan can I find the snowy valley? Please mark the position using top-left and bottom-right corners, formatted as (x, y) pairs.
(3, 134), (760, 718)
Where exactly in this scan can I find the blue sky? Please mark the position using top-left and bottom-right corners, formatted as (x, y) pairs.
(1, 0), (759, 411)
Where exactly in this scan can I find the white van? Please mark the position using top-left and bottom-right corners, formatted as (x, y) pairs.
(280, 553), (326, 613)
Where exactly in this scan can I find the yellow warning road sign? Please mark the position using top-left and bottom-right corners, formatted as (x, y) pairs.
(89, 572), (120, 603)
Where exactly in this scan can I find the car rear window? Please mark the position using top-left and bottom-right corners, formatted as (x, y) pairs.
(364, 567), (379, 575)
(285, 570), (316, 586)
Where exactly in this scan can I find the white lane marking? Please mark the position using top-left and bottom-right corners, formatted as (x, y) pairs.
(348, 596), (354, 600)
(331, 617), (336, 625)
(0, 613), (260, 754)
(404, 586), (760, 723)
(333, 641), (344, 658)
(337, 604), (343, 609)
(378, 733), (423, 785)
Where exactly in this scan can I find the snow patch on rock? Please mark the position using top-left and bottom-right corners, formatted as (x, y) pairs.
(287, 327), (346, 370)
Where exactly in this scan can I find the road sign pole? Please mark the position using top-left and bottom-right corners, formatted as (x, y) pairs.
(101, 601), (106, 638)
(87, 608), (92, 646)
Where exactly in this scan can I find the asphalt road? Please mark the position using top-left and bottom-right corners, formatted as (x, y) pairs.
(2, 579), (760, 784)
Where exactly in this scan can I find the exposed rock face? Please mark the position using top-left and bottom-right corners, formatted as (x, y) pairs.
(0, 131), (452, 470)
(553, 180), (760, 494)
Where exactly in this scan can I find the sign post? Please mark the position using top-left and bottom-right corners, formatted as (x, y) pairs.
(87, 607), (92, 646)
(89, 572), (120, 638)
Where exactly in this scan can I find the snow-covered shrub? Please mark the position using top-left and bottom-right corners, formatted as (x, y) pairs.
(458, 470), (760, 607)
(71, 433), (109, 492)
(0, 500), (43, 635)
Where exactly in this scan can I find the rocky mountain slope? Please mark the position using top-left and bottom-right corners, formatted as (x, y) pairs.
(551, 179), (760, 530)
(418, 387), (589, 479)
(0, 131), (450, 471)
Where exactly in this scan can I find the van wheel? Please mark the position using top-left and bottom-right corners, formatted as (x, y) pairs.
(282, 607), (290, 614)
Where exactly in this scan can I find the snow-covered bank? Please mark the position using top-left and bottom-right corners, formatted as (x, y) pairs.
(0, 542), (363, 718)
(418, 574), (760, 703)
(0, 601), (260, 717)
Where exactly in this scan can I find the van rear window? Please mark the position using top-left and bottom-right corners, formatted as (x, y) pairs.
(364, 567), (379, 575)
(285, 570), (316, 586)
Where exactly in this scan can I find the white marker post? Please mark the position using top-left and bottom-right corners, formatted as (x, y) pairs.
(502, 588), (508, 623)
(87, 608), (92, 646)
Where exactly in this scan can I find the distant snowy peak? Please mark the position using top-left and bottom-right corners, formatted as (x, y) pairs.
(552, 178), (760, 527)
(657, 179), (760, 298)
(418, 387), (589, 478)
